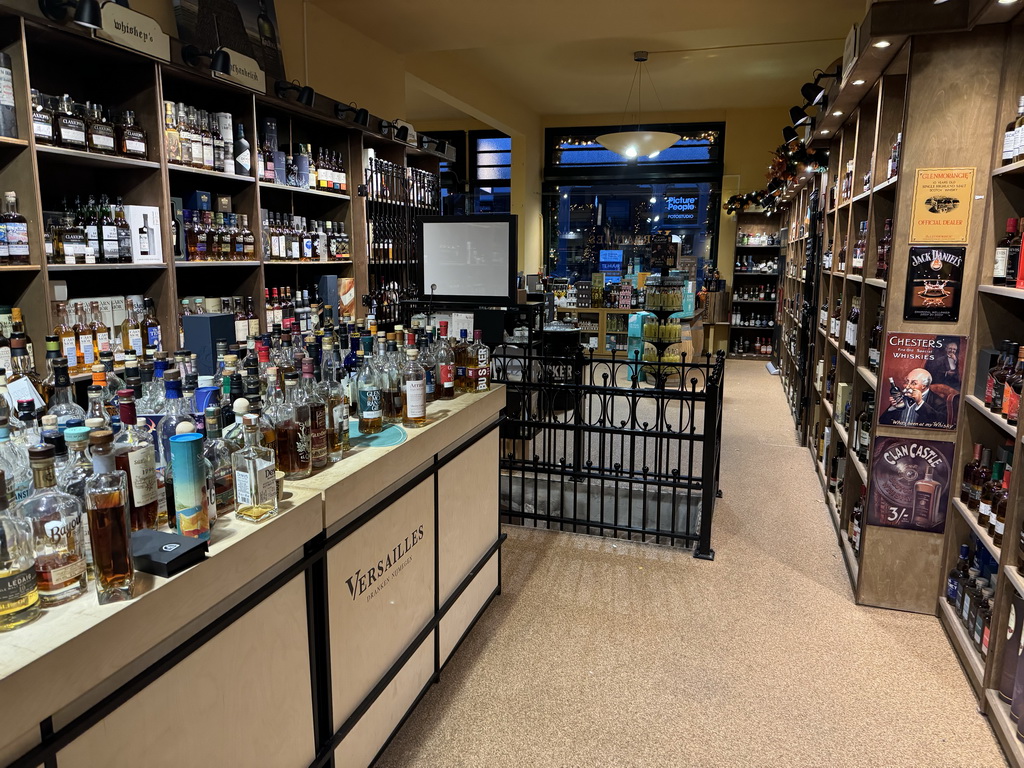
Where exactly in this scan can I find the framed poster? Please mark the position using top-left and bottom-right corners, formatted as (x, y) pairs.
(877, 332), (967, 431)
(909, 167), (975, 244)
(172, 0), (285, 86)
(903, 246), (965, 322)
(867, 436), (955, 533)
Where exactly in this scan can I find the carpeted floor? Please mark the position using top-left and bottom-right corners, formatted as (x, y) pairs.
(376, 360), (1006, 768)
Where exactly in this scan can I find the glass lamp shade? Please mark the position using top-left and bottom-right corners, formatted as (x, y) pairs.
(595, 131), (680, 159)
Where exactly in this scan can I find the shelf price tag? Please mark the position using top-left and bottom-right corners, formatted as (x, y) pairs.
(212, 49), (267, 95)
(95, 3), (170, 62)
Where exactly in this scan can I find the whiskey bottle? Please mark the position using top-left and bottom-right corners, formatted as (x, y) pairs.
(1002, 344), (1024, 424)
(46, 358), (85, 429)
(993, 469), (1011, 547)
(55, 94), (87, 149)
(273, 372), (312, 479)
(961, 443), (983, 503)
(968, 448), (992, 512)
(300, 358), (328, 469)
(155, 370), (197, 469)
(468, 330), (491, 392)
(117, 110), (147, 159)
(233, 414), (278, 523)
(356, 351), (383, 435)
(20, 443), (86, 606)
(0, 191), (28, 266)
(0, 470), (40, 631)
(946, 543), (970, 605)
(978, 461), (1004, 531)
(84, 430), (133, 603)
(31, 89), (54, 145)
(112, 390), (159, 530)
(85, 103), (116, 155)
(113, 197), (133, 263)
(987, 341), (1010, 409)
(851, 221), (866, 276)
(991, 343), (1018, 415)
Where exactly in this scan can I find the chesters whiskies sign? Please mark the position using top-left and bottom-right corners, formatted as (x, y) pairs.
(345, 524), (426, 604)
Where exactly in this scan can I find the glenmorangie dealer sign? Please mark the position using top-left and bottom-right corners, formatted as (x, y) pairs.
(910, 167), (975, 244)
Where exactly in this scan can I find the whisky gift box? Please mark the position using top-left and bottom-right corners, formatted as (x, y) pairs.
(182, 312), (235, 376)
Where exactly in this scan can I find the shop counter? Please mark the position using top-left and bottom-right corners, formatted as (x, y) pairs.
(0, 387), (505, 768)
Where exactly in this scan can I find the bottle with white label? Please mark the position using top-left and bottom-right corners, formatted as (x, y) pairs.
(55, 94), (87, 150)
(2, 191), (29, 266)
(0, 52), (17, 140)
(20, 443), (87, 606)
(402, 349), (427, 427)
(30, 89), (53, 146)
(86, 103), (116, 155)
(117, 110), (148, 159)
(232, 413), (278, 523)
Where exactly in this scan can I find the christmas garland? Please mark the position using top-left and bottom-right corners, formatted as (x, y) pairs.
(725, 140), (829, 215)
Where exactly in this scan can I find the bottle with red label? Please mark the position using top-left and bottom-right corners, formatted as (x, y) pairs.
(1003, 344), (1024, 425)
(436, 322), (455, 399)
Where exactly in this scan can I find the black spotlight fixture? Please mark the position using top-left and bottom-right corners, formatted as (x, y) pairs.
(782, 126), (799, 146)
(434, 140), (448, 155)
(336, 103), (369, 126)
(378, 119), (395, 136)
(790, 105), (812, 127)
(800, 82), (825, 106)
(275, 80), (315, 107)
(182, 45), (232, 75)
(39, 0), (101, 28)
(394, 125), (410, 142)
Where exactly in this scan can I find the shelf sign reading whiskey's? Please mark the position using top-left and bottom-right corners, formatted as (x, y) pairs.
(867, 436), (955, 533)
(877, 332), (967, 431)
(910, 167), (975, 244)
(903, 246), (965, 322)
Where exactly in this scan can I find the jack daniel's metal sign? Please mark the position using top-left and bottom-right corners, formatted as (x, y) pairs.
(903, 245), (965, 322)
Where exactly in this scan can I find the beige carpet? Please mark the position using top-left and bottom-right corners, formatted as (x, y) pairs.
(376, 360), (1006, 768)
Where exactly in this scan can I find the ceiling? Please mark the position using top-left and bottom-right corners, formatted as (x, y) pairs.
(313, 0), (867, 123)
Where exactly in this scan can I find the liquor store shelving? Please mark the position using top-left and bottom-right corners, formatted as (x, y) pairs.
(727, 209), (782, 360)
(0, 11), (450, 372)
(773, 15), (1024, 765)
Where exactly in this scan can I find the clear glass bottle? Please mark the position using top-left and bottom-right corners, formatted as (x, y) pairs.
(0, 419), (31, 504)
(84, 430), (133, 603)
(0, 469), (41, 631)
(272, 372), (311, 479)
(318, 336), (349, 458)
(3, 191), (29, 266)
(357, 350), (383, 435)
(19, 443), (87, 606)
(85, 384), (109, 428)
(113, 390), (159, 531)
(203, 405), (238, 518)
(47, 357), (86, 428)
(402, 349), (427, 428)
(117, 109), (148, 159)
(468, 330), (491, 393)
(233, 413), (278, 523)
(155, 370), (196, 470)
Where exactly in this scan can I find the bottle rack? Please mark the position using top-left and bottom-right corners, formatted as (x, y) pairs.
(775, 22), (1024, 763)
(728, 210), (782, 360)
(0, 14), (449, 374)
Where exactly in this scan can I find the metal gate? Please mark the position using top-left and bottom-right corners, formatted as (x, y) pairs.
(494, 346), (725, 559)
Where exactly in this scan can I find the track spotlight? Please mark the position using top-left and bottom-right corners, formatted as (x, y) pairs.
(275, 80), (315, 107)
(790, 105), (812, 127)
(336, 103), (369, 126)
(801, 82), (825, 106)
(183, 46), (232, 75)
(38, 0), (101, 28)
(782, 126), (799, 146)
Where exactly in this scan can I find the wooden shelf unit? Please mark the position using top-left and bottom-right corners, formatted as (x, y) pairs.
(0, 15), (446, 370)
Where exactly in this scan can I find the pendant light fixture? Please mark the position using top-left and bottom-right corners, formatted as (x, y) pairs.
(596, 51), (680, 160)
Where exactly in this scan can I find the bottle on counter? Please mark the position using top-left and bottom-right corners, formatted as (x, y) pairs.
(84, 429), (134, 603)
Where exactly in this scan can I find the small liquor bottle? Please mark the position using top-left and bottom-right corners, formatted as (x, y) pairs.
(203, 405), (238, 518)
(274, 372), (312, 479)
(0, 469), (40, 631)
(20, 444), (87, 606)
(968, 448), (992, 513)
(402, 349), (427, 428)
(357, 352), (383, 435)
(84, 430), (133, 603)
(233, 414), (278, 523)
(55, 94), (86, 149)
(85, 103), (116, 155)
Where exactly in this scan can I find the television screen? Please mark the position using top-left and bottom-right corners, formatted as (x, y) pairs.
(599, 249), (623, 271)
(418, 214), (518, 306)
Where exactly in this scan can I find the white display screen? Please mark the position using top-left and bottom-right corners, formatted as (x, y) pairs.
(421, 219), (513, 302)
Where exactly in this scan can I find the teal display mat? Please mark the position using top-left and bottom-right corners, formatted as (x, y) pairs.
(349, 421), (408, 447)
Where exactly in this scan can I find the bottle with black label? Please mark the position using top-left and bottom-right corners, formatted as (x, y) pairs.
(55, 94), (87, 149)
(117, 110), (148, 159)
(30, 89), (52, 145)
(86, 103), (116, 155)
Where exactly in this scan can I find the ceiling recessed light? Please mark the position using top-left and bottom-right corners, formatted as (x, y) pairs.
(998, 0), (1019, 5)
(873, 40), (891, 49)
(852, 79), (865, 86)
(820, 129), (830, 135)
(832, 111), (843, 117)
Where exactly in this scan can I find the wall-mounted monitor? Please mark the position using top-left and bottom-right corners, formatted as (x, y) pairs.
(417, 214), (518, 306)
(599, 249), (623, 271)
